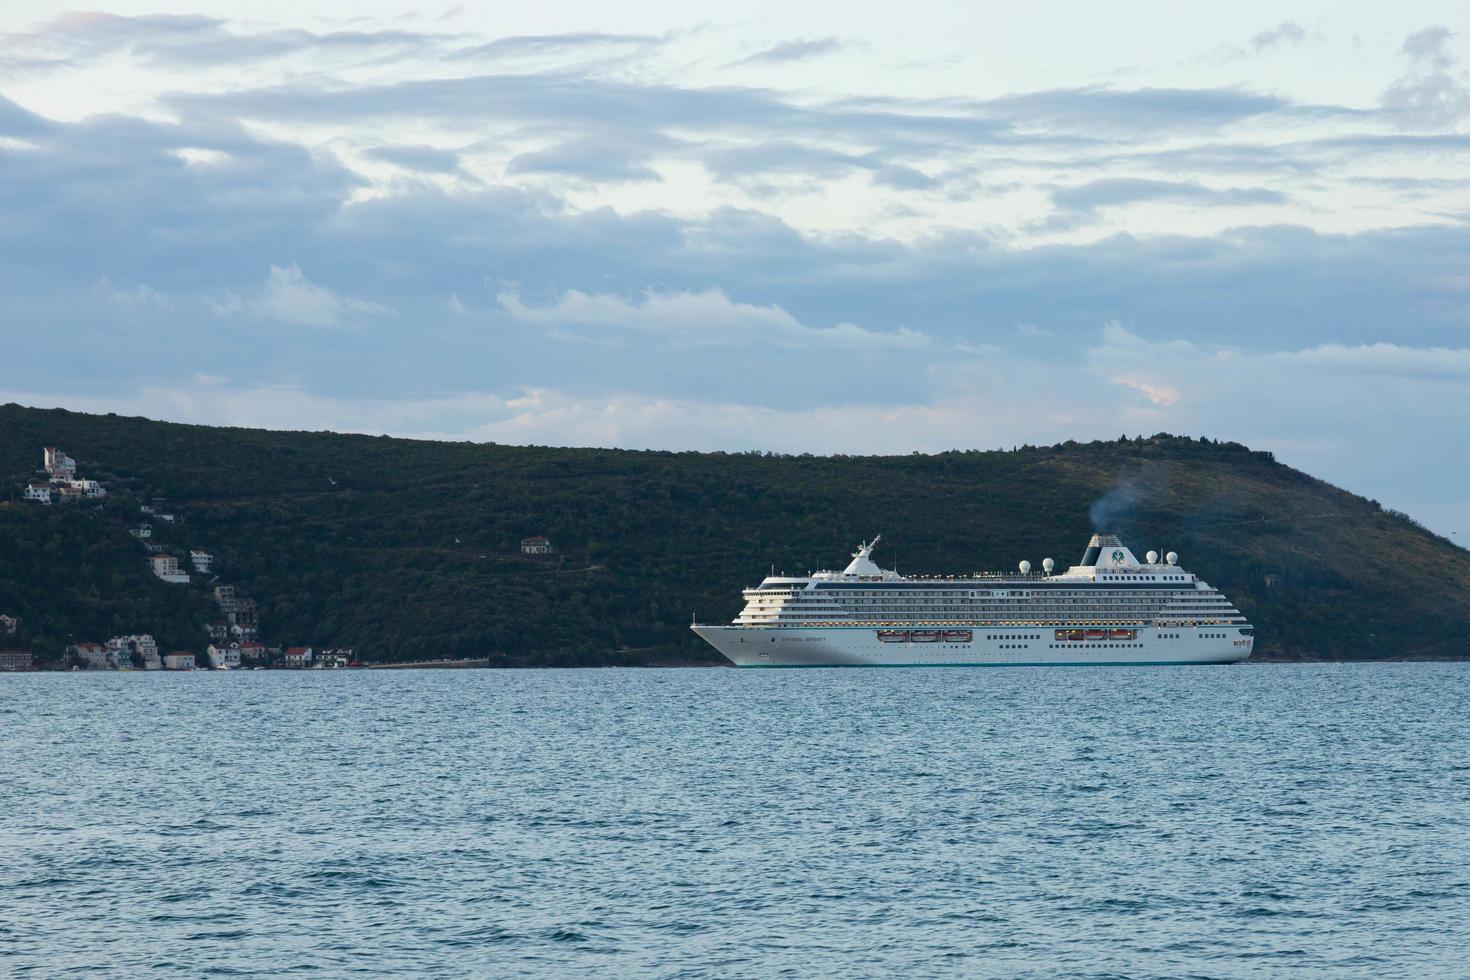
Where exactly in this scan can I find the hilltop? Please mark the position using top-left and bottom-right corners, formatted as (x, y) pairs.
(2, 403), (1467, 664)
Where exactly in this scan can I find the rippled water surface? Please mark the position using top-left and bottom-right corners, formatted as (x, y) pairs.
(3, 664), (1469, 977)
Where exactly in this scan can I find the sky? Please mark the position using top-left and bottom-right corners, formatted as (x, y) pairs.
(2, 2), (1470, 537)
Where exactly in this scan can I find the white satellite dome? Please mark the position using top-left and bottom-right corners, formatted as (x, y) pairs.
(1019, 560), (1032, 575)
(1166, 551), (1178, 565)
(1146, 550), (1158, 564)
(1042, 557), (1055, 574)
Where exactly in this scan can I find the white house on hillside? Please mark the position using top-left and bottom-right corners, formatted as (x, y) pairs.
(521, 535), (554, 555)
(190, 550), (214, 574)
(67, 478), (106, 498)
(106, 635), (158, 669)
(43, 447), (76, 479)
(205, 643), (242, 668)
(23, 483), (51, 504)
(70, 642), (110, 669)
(149, 554), (190, 584)
(163, 652), (195, 670)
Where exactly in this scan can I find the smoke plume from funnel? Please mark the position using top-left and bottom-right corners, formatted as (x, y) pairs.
(1089, 474), (1146, 531)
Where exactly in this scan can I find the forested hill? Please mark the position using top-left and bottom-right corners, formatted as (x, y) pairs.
(2, 403), (1468, 664)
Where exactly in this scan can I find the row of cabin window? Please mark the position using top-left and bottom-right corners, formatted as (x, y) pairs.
(1050, 643), (1145, 649)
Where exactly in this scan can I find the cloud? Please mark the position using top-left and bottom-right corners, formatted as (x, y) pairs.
(973, 87), (1288, 135)
(507, 134), (670, 181)
(1382, 27), (1470, 126)
(698, 140), (868, 182)
(1046, 178), (1287, 227)
(1403, 26), (1457, 68)
(213, 264), (395, 326)
(0, 95), (50, 137)
(6, 93), (1470, 383)
(96, 277), (172, 310)
(498, 287), (931, 350)
(8, 100), (1470, 409)
(138, 33), (1361, 212)
(449, 32), (661, 62)
(363, 144), (462, 173)
(1250, 22), (1308, 51)
(695, 140), (939, 190)
(0, 12), (447, 74)
(1283, 342), (1470, 381)
(0, 13), (665, 85)
(728, 37), (844, 67)
(1053, 178), (1286, 211)
(1110, 375), (1181, 407)
(169, 71), (1023, 158)
(1201, 22), (1322, 68)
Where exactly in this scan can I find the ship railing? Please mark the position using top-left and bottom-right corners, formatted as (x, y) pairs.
(779, 618), (1152, 628)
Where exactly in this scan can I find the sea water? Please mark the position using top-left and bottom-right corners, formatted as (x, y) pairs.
(2, 664), (1467, 977)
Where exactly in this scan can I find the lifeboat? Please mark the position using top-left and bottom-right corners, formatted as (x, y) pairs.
(941, 630), (973, 643)
(1084, 629), (1106, 640)
(909, 630), (941, 643)
(1109, 629), (1136, 640)
(876, 629), (910, 643)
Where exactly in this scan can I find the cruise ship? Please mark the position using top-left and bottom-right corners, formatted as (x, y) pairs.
(692, 533), (1253, 667)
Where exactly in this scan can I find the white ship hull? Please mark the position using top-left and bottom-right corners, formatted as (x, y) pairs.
(694, 533), (1254, 668)
(695, 625), (1252, 667)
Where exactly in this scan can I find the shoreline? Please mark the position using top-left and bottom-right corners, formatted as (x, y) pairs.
(9, 655), (1470, 673)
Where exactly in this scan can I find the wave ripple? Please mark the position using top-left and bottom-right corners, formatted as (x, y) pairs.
(2, 664), (1468, 976)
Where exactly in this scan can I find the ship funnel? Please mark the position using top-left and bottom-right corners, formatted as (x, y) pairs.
(1081, 531), (1124, 567)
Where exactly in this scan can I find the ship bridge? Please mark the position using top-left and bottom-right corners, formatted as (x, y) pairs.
(808, 536), (902, 582)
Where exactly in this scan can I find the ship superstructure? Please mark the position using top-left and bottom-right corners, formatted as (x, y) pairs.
(692, 533), (1253, 667)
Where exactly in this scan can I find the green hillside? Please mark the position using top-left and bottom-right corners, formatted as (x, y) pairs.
(2, 403), (1467, 664)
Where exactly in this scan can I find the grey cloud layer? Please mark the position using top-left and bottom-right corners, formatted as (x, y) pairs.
(5, 92), (1469, 408)
(727, 37), (845, 67)
(1046, 178), (1288, 227)
(5, 14), (1470, 531)
(1382, 26), (1470, 125)
(0, 12), (447, 72)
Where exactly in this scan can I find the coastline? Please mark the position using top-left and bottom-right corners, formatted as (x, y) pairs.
(10, 654), (1470, 672)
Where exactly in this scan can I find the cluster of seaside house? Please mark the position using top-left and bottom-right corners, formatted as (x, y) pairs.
(207, 583), (258, 641)
(7, 447), (361, 670)
(0, 650), (34, 671)
(21, 447), (108, 504)
(0, 616), (25, 671)
(64, 636), (356, 670)
(11, 448), (549, 669)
